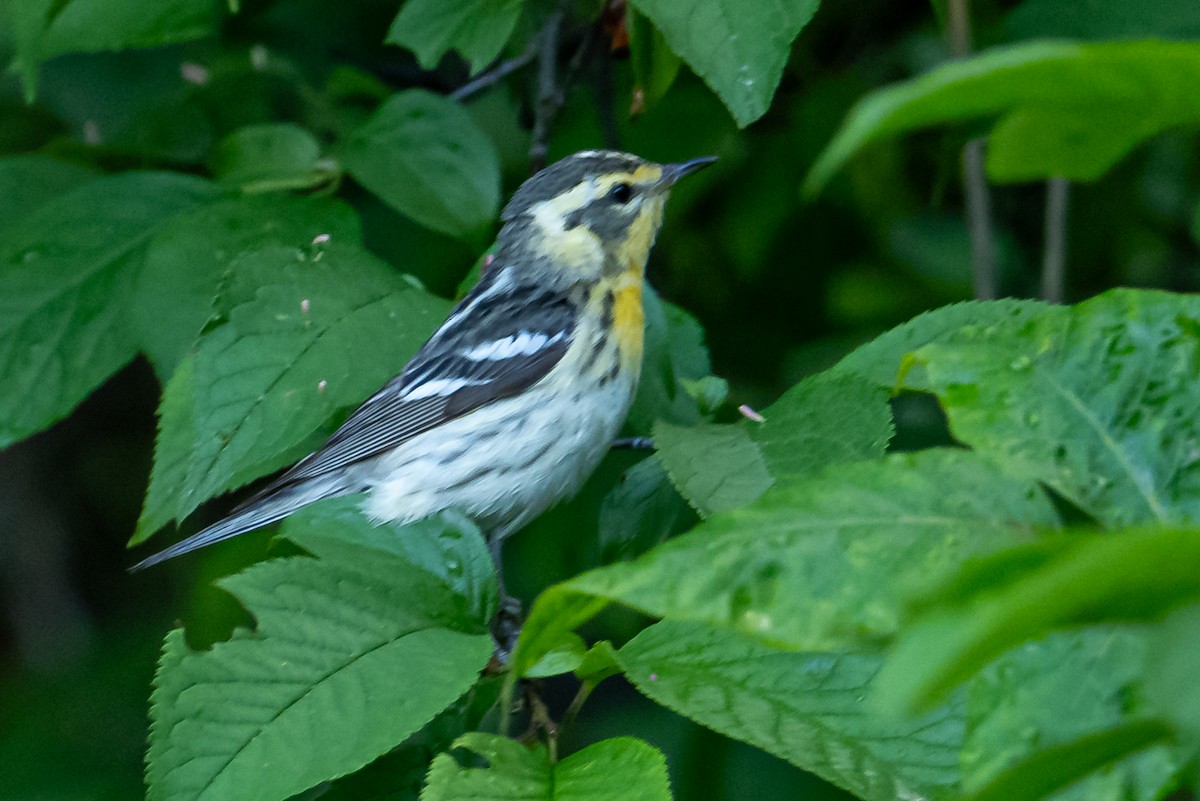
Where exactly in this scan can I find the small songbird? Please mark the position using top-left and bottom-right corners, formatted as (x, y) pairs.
(131, 150), (715, 572)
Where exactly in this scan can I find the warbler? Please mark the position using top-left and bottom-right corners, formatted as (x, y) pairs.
(131, 150), (714, 572)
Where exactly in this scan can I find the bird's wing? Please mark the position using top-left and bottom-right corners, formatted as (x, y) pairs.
(238, 278), (577, 501)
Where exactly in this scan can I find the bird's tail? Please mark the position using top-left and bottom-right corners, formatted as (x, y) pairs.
(129, 479), (342, 572)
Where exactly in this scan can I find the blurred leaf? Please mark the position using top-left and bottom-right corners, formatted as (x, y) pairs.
(211, 123), (329, 192)
(598, 457), (692, 564)
(0, 154), (97, 235)
(619, 621), (964, 801)
(876, 527), (1200, 713)
(806, 41), (1200, 192)
(138, 242), (450, 536)
(965, 721), (1173, 801)
(912, 289), (1200, 526)
(421, 733), (671, 801)
(630, 0), (819, 126)
(513, 449), (1054, 674)
(134, 194), (362, 378)
(833, 298), (1048, 389)
(625, 287), (712, 431)
(385, 0), (524, 75)
(523, 632), (587, 679)
(653, 371), (892, 516)
(148, 501), (497, 801)
(628, 9), (683, 115)
(1146, 604), (1200, 754)
(962, 630), (1177, 801)
(343, 90), (500, 238)
(1003, 0), (1200, 41)
(0, 172), (216, 448)
(9, 0), (218, 99)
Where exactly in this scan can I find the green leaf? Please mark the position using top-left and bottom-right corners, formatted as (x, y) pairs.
(211, 124), (329, 192)
(962, 629), (1177, 801)
(597, 457), (692, 564)
(806, 40), (1200, 193)
(385, 0), (524, 75)
(342, 90), (500, 238)
(513, 449), (1054, 674)
(964, 720), (1173, 801)
(8, 0), (217, 100)
(833, 298), (1049, 390)
(0, 172), (216, 447)
(654, 370), (892, 516)
(1146, 604), (1200, 753)
(619, 621), (964, 801)
(147, 500), (497, 801)
(134, 194), (363, 378)
(134, 355), (198, 545)
(652, 420), (772, 516)
(628, 9), (683, 113)
(912, 289), (1200, 526)
(0, 155), (97, 236)
(629, 0), (819, 126)
(139, 242), (450, 535)
(876, 527), (1200, 713)
(625, 287), (712, 432)
(421, 733), (671, 801)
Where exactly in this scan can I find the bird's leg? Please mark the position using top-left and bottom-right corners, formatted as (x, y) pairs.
(487, 529), (523, 668)
(611, 436), (654, 450)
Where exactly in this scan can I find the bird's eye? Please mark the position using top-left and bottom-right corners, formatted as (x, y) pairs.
(609, 182), (634, 204)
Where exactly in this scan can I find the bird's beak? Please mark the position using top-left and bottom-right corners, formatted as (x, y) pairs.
(660, 156), (718, 186)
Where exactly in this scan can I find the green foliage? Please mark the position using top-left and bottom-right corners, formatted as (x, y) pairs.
(422, 733), (671, 801)
(148, 500), (497, 801)
(342, 90), (501, 239)
(0, 171), (216, 447)
(386, 0), (524, 75)
(136, 242), (450, 541)
(877, 528), (1200, 712)
(210, 124), (328, 193)
(909, 289), (1200, 526)
(630, 0), (819, 126)
(9, 0), (217, 99)
(619, 621), (964, 801)
(7, 2), (1200, 801)
(133, 194), (363, 378)
(807, 40), (1200, 191)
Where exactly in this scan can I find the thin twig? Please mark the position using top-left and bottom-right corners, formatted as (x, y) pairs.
(945, 0), (997, 300)
(450, 46), (538, 102)
(1040, 177), (1070, 303)
(962, 139), (996, 299)
(611, 436), (654, 450)
(529, 10), (564, 173)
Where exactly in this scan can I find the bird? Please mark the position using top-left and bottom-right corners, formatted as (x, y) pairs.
(130, 150), (715, 574)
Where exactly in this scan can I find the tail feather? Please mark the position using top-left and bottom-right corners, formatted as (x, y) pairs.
(129, 480), (342, 571)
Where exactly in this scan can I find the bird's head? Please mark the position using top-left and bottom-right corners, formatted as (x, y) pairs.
(497, 150), (715, 286)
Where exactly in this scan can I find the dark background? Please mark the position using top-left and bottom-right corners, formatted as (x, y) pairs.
(3, 0), (1199, 798)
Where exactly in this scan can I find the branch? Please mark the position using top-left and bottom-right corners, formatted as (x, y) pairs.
(450, 47), (537, 102)
(962, 139), (996, 300)
(1040, 177), (1070, 303)
(529, 10), (564, 173)
(946, 0), (997, 300)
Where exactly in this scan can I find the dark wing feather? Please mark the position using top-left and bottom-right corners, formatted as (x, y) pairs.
(235, 279), (576, 505)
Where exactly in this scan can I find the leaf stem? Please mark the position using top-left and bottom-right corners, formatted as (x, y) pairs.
(945, 0), (997, 300)
(1040, 177), (1070, 303)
